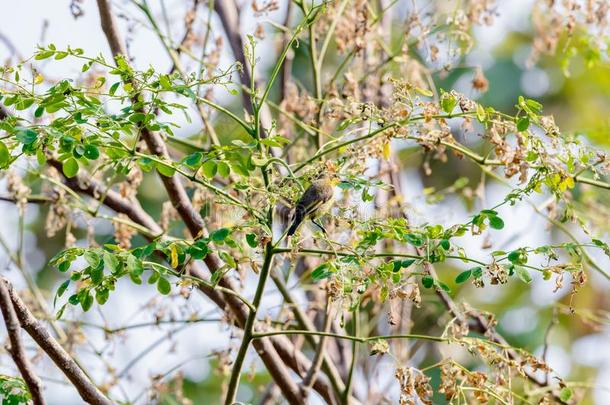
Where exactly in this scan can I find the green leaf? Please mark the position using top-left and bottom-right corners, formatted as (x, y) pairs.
(311, 263), (332, 281)
(437, 280), (451, 292)
(156, 161), (176, 177)
(476, 104), (487, 122)
(126, 254), (144, 276)
(62, 158), (79, 178)
(337, 118), (354, 131)
(157, 277), (171, 295)
(148, 271), (160, 284)
(0, 142), (10, 166)
(35, 50), (54, 60)
(338, 181), (354, 190)
(422, 275), (434, 288)
(57, 280), (70, 298)
(405, 234), (424, 247)
(525, 98), (543, 114)
(559, 387), (572, 402)
(488, 216), (504, 230)
(130, 273), (142, 285)
(189, 242), (209, 259)
(515, 265), (532, 284)
(83, 144), (100, 160)
(96, 289), (109, 305)
(392, 260), (402, 272)
(246, 233), (257, 248)
(202, 160), (218, 178)
(159, 74), (173, 90)
(260, 138), (283, 148)
(103, 252), (120, 274)
(455, 269), (472, 284)
(15, 98), (34, 111)
(183, 152), (202, 167)
(592, 238), (605, 247)
(472, 267), (483, 278)
(441, 93), (457, 114)
(140, 242), (157, 258)
(109, 82), (120, 96)
(84, 250), (100, 267)
(81, 292), (94, 312)
(15, 128), (38, 145)
(55, 303), (67, 320)
(516, 116), (530, 132)
(379, 285), (389, 302)
(508, 250), (527, 265)
(401, 259), (416, 268)
(415, 87), (434, 97)
(73, 144), (85, 158)
(439, 239), (450, 250)
(36, 149), (47, 166)
(211, 228), (230, 242)
(90, 265), (103, 285)
(219, 251), (236, 268)
(58, 261), (71, 272)
(129, 112), (147, 123)
(217, 161), (230, 177)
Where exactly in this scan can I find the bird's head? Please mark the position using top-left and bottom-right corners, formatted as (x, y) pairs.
(317, 161), (341, 186)
(315, 171), (341, 187)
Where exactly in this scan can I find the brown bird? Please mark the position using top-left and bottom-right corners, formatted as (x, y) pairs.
(287, 174), (339, 236)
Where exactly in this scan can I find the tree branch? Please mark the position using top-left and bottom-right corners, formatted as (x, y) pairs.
(213, 0), (253, 114)
(0, 280), (46, 405)
(1, 278), (112, 405)
(47, 159), (163, 236)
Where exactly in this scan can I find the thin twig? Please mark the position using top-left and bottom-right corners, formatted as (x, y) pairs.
(300, 291), (332, 398)
(542, 308), (558, 385)
(342, 308), (359, 404)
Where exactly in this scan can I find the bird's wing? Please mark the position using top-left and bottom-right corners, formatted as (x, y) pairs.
(295, 186), (320, 214)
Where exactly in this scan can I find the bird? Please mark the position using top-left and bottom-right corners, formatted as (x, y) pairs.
(287, 173), (339, 236)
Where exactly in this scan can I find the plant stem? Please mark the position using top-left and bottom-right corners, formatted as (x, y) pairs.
(300, 292), (332, 396)
(304, 4), (322, 148)
(224, 245), (275, 405)
(342, 308), (359, 404)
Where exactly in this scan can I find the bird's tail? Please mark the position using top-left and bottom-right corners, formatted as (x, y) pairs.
(287, 207), (305, 236)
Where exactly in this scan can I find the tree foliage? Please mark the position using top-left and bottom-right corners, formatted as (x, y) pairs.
(0, 0), (609, 404)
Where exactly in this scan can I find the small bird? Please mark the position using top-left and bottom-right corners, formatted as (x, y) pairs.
(287, 174), (339, 236)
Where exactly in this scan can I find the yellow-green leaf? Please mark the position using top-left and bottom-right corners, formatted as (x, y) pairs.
(62, 158), (79, 178)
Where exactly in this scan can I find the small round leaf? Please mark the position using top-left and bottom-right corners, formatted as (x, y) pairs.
(62, 158), (79, 178)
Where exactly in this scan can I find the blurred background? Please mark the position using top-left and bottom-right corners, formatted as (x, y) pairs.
(0, 0), (609, 403)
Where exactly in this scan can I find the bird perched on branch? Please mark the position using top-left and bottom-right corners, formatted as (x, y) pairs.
(287, 173), (340, 236)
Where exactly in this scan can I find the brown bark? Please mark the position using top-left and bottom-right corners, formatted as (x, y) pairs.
(1, 278), (111, 405)
(0, 280), (46, 405)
